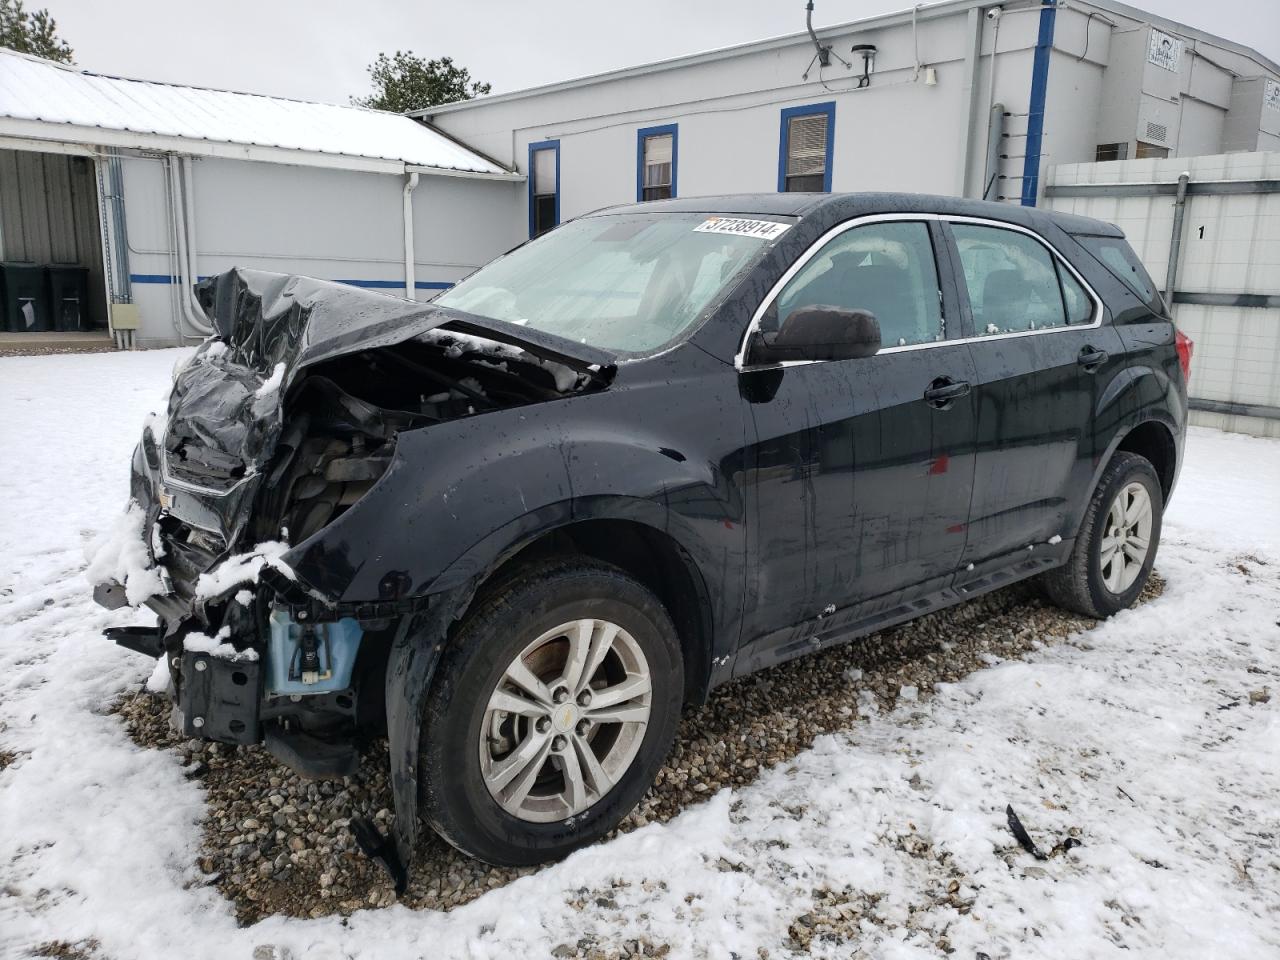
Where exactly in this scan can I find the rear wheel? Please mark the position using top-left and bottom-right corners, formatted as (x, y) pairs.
(420, 558), (683, 866)
(1044, 451), (1163, 618)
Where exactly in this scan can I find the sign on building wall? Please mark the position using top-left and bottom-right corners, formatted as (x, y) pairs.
(1147, 29), (1183, 72)
(1266, 79), (1280, 112)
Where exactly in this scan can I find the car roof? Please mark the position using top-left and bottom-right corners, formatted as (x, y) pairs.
(593, 192), (1124, 238)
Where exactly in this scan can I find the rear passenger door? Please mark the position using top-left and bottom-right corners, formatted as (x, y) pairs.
(942, 219), (1126, 574)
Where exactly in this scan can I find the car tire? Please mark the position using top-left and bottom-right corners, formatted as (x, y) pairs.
(419, 557), (683, 866)
(1043, 451), (1163, 619)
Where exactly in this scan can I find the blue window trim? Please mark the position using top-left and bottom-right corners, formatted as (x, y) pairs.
(1020, 0), (1058, 207)
(777, 101), (836, 193)
(527, 139), (561, 238)
(635, 123), (679, 202)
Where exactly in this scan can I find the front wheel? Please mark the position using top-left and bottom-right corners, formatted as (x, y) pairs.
(420, 558), (683, 866)
(1044, 451), (1163, 619)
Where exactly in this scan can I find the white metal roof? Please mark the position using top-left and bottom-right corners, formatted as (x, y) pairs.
(0, 48), (514, 178)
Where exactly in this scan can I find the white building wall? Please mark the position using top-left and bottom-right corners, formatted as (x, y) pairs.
(428, 1), (1279, 233)
(430, 5), (1008, 219)
(1045, 151), (1280, 439)
(116, 154), (521, 347)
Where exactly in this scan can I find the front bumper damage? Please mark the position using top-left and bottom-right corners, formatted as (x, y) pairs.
(91, 268), (616, 893)
(94, 423), (418, 766)
(91, 371), (431, 891)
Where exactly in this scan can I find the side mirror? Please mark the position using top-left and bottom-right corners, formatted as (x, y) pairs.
(747, 306), (881, 364)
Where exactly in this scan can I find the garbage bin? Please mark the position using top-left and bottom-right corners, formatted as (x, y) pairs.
(46, 266), (90, 331)
(1, 263), (51, 332)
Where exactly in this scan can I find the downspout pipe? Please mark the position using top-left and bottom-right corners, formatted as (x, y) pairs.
(160, 158), (183, 345)
(402, 171), (420, 300)
(1164, 172), (1191, 306)
(165, 154), (211, 339)
(179, 156), (213, 335)
(980, 7), (1004, 200)
(105, 154), (132, 305)
(983, 103), (1005, 200)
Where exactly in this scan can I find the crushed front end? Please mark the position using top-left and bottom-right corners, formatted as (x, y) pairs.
(91, 268), (610, 781)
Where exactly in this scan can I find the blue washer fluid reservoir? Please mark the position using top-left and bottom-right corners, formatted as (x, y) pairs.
(266, 608), (363, 696)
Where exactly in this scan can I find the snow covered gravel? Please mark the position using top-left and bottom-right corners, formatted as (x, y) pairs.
(113, 576), (1129, 927)
(2, 349), (1279, 960)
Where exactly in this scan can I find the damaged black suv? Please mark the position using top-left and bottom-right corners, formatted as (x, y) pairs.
(94, 193), (1189, 889)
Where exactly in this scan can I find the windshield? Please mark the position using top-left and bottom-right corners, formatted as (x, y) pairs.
(435, 213), (791, 354)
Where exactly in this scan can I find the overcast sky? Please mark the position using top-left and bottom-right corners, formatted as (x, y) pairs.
(47, 0), (1280, 105)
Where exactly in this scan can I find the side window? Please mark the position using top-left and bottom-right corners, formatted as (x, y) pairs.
(951, 224), (1066, 335)
(774, 221), (944, 348)
(636, 125), (677, 201)
(1058, 264), (1095, 325)
(528, 141), (559, 238)
(778, 102), (835, 193)
(1077, 235), (1164, 313)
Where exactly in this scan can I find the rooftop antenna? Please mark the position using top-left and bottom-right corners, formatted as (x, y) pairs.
(803, 1), (852, 81)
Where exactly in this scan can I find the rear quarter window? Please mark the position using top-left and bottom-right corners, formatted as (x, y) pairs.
(1077, 236), (1165, 315)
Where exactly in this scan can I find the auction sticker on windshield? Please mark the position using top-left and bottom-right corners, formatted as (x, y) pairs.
(693, 217), (791, 240)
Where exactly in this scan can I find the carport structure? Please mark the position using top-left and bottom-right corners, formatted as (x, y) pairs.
(0, 48), (525, 348)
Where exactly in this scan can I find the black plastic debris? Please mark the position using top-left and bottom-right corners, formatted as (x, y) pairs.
(351, 816), (409, 896)
(1005, 804), (1083, 861)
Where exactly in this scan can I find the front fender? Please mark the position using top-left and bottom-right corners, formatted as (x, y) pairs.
(283, 396), (744, 607)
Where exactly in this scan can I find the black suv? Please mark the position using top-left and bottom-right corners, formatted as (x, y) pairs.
(94, 193), (1190, 889)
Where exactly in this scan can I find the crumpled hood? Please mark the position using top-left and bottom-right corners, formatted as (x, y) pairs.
(195, 267), (616, 380)
(158, 268), (616, 544)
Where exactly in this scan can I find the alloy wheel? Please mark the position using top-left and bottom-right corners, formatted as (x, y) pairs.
(478, 618), (652, 822)
(1100, 480), (1153, 594)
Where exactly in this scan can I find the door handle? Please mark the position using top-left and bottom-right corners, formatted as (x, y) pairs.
(923, 377), (971, 410)
(1078, 346), (1109, 372)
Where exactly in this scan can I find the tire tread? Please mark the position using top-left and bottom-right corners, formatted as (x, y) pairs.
(1043, 451), (1160, 618)
(419, 555), (681, 866)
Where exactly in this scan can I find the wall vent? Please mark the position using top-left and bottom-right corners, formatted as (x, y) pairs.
(1145, 121), (1168, 143)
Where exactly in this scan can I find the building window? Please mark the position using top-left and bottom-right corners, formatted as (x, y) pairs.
(636, 124), (678, 202)
(528, 140), (560, 238)
(1135, 140), (1170, 160)
(778, 102), (835, 193)
(1095, 142), (1129, 162)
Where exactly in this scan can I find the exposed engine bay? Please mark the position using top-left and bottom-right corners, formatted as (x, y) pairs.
(256, 334), (574, 545)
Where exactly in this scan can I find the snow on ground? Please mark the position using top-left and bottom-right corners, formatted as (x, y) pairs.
(1, 350), (1278, 959)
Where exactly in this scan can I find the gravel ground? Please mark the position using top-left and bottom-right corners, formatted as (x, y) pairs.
(114, 573), (1163, 929)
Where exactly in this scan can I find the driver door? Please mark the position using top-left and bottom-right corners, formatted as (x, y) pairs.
(736, 218), (978, 672)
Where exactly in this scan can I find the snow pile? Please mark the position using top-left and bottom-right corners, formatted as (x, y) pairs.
(145, 656), (172, 694)
(193, 540), (293, 601)
(254, 361), (286, 399)
(420, 327), (585, 393)
(184, 627), (259, 662)
(84, 500), (166, 605)
(421, 327), (522, 363)
(2, 349), (1279, 959)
